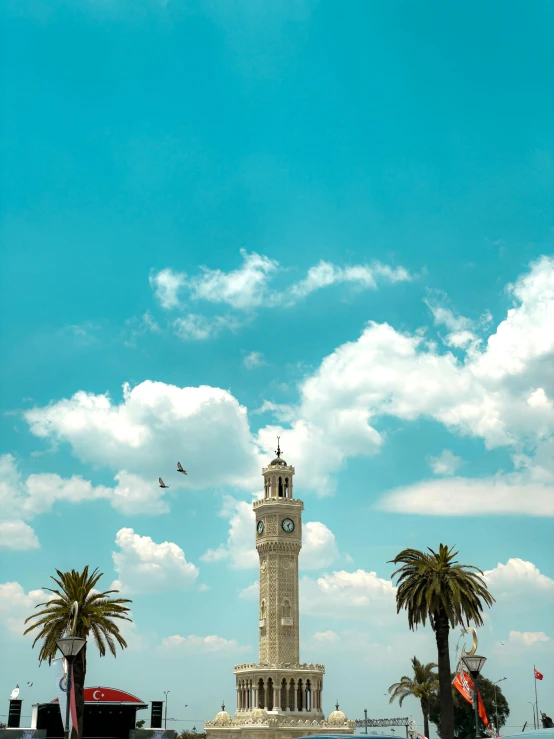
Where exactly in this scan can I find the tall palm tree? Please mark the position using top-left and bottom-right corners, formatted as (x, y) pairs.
(388, 656), (438, 738)
(24, 567), (132, 739)
(390, 545), (494, 739)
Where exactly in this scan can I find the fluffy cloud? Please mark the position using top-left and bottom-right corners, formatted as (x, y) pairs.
(484, 558), (554, 597)
(149, 268), (186, 309)
(0, 520), (40, 550)
(376, 473), (554, 516)
(201, 496), (339, 571)
(0, 455), (170, 530)
(258, 256), (554, 496)
(112, 528), (199, 594)
(507, 630), (551, 647)
(160, 634), (249, 653)
(243, 351), (265, 369)
(173, 313), (240, 340)
(427, 449), (463, 476)
(0, 582), (48, 636)
(300, 568), (396, 622)
(150, 249), (411, 312)
(24, 381), (261, 492)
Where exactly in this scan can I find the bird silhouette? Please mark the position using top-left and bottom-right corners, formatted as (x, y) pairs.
(10, 685), (19, 700)
(159, 478), (170, 488)
(177, 462), (187, 475)
(26, 682), (33, 687)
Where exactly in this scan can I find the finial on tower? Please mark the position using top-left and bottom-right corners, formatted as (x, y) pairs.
(221, 702), (225, 712)
(275, 436), (282, 458)
(335, 701), (339, 711)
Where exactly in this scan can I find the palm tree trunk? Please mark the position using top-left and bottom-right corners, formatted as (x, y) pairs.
(421, 699), (430, 738)
(71, 646), (87, 739)
(434, 612), (454, 739)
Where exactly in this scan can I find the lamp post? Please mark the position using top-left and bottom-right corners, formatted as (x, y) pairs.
(527, 701), (537, 730)
(492, 678), (507, 734)
(56, 636), (86, 739)
(163, 691), (170, 729)
(462, 654), (487, 739)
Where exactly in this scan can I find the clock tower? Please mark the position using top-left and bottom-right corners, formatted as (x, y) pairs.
(255, 439), (302, 665)
(206, 442), (354, 738)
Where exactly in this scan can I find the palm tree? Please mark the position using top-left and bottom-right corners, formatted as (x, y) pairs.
(24, 566), (132, 739)
(390, 544), (494, 739)
(388, 656), (438, 738)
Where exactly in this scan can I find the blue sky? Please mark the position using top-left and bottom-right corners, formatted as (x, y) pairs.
(1, 0), (553, 735)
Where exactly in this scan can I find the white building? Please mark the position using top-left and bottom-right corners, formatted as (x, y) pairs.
(205, 444), (355, 739)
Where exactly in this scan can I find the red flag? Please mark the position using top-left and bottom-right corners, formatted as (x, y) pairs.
(478, 690), (489, 726)
(534, 668), (543, 681)
(453, 671), (489, 726)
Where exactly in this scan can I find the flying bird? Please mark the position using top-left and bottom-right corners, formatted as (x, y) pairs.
(159, 478), (170, 488)
(10, 685), (19, 700)
(27, 682), (33, 687)
(177, 462), (187, 475)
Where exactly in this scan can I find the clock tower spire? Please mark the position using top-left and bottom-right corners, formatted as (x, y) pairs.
(255, 440), (302, 665)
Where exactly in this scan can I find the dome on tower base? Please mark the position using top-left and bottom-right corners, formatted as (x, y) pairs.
(327, 704), (348, 725)
(270, 456), (287, 466)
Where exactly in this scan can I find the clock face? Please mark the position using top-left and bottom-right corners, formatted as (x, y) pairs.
(282, 518), (295, 533)
(257, 520), (264, 535)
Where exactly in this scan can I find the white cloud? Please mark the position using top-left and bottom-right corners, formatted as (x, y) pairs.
(0, 520), (40, 550)
(257, 256), (554, 496)
(201, 497), (339, 571)
(150, 250), (411, 312)
(160, 633), (249, 653)
(301, 521), (339, 570)
(508, 630), (551, 647)
(312, 629), (340, 642)
(484, 558), (554, 597)
(173, 313), (240, 340)
(201, 497), (257, 570)
(149, 268), (186, 309)
(376, 473), (554, 516)
(300, 568), (396, 621)
(0, 582), (48, 636)
(427, 449), (463, 476)
(112, 528), (199, 594)
(0, 454), (170, 521)
(243, 351), (265, 369)
(24, 381), (261, 492)
(238, 580), (258, 599)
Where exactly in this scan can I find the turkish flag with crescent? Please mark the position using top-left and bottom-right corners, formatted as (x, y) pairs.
(535, 668), (544, 680)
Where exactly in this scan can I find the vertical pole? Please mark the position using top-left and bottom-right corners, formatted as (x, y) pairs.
(494, 685), (499, 735)
(164, 694), (168, 729)
(364, 709), (368, 735)
(534, 666), (540, 727)
(473, 673), (480, 739)
(65, 661), (72, 739)
(532, 703), (536, 730)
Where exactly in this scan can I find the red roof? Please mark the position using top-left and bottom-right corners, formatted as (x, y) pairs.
(53, 687), (145, 704)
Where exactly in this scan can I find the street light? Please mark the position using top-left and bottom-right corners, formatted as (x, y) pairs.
(528, 701), (537, 730)
(462, 654), (487, 739)
(163, 691), (170, 729)
(56, 637), (86, 739)
(492, 678), (507, 734)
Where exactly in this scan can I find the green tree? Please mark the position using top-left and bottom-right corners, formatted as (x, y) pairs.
(428, 674), (509, 738)
(24, 566), (132, 739)
(388, 656), (439, 738)
(390, 545), (495, 739)
(135, 720), (146, 729)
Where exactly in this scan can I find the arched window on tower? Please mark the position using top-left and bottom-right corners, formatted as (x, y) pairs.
(266, 677), (274, 711)
(282, 599), (292, 618)
(258, 678), (265, 710)
(297, 679), (304, 711)
(305, 680), (312, 711)
(284, 477), (289, 498)
(280, 679), (287, 711)
(264, 478), (269, 498)
(260, 599), (266, 621)
(278, 476), (283, 497)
